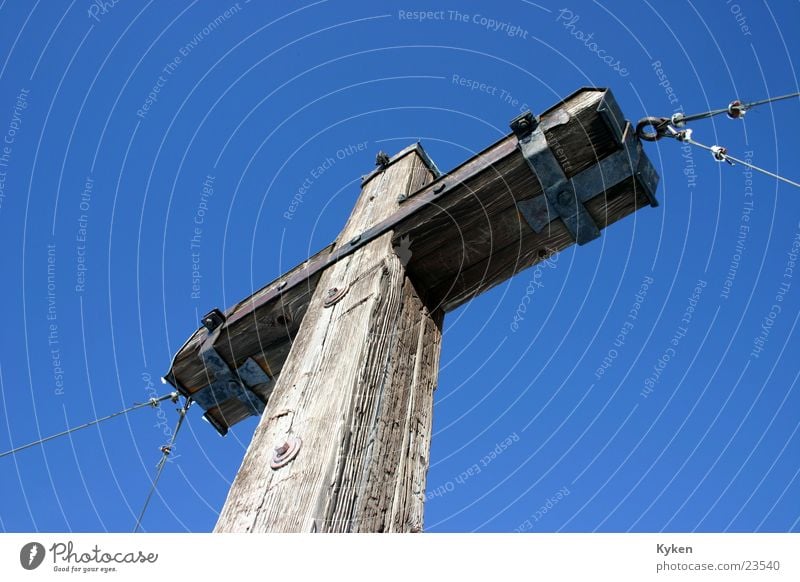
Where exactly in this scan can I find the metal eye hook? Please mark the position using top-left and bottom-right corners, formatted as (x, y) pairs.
(635, 116), (672, 142)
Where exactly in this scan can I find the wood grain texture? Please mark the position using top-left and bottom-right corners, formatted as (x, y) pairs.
(167, 87), (657, 433)
(169, 244), (334, 430)
(214, 150), (442, 532)
(393, 89), (625, 312)
(420, 177), (648, 311)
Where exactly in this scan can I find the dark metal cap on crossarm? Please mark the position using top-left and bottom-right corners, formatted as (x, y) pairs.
(512, 91), (658, 246)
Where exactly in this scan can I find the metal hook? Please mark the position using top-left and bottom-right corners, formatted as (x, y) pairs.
(635, 116), (671, 141)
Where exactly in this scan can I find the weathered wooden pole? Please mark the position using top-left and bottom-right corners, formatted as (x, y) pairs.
(165, 88), (659, 533)
(214, 148), (442, 532)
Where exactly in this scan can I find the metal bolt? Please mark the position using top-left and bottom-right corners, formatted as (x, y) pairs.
(200, 308), (225, 332)
(350, 234), (361, 245)
(270, 436), (302, 469)
(277, 281), (287, 290)
(324, 284), (348, 308)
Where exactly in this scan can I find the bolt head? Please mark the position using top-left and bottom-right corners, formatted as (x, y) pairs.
(270, 436), (303, 470)
(200, 308), (226, 332)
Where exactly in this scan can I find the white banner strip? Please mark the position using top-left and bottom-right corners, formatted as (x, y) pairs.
(1, 533), (797, 581)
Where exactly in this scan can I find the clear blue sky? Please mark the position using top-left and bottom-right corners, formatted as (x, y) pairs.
(1, 0), (798, 533)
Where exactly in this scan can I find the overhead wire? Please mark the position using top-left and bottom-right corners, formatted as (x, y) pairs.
(672, 90), (800, 125)
(133, 396), (192, 533)
(635, 90), (800, 189)
(1, 389), (194, 532)
(683, 135), (800, 189)
(0, 392), (179, 459)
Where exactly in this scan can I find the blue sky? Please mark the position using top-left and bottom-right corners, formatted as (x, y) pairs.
(0, 0), (798, 532)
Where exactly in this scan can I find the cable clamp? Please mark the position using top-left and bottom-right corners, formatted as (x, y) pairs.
(727, 100), (747, 119)
(710, 145), (734, 165)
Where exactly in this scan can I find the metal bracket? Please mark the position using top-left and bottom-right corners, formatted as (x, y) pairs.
(511, 111), (601, 245)
(512, 92), (659, 246)
(191, 347), (269, 415)
(201, 308), (225, 332)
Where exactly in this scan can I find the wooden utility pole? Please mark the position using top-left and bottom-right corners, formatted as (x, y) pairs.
(165, 88), (659, 532)
(216, 148), (441, 532)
